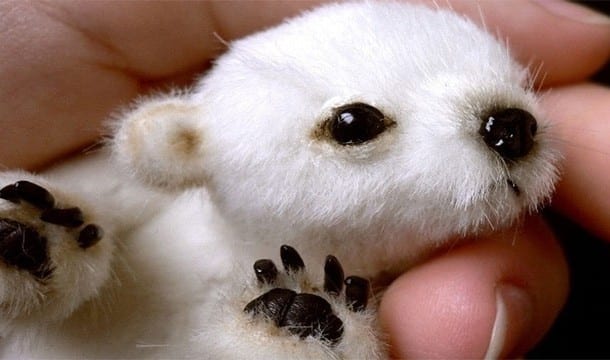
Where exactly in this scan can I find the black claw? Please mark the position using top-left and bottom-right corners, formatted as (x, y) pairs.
(253, 259), (278, 284)
(345, 276), (370, 312)
(40, 207), (84, 228)
(280, 245), (305, 273)
(0, 181), (55, 210)
(0, 218), (51, 278)
(324, 255), (344, 296)
(78, 224), (103, 249)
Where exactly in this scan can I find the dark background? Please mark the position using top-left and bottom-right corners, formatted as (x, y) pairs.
(528, 2), (610, 358)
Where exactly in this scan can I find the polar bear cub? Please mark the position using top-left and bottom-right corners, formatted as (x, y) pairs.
(0, 2), (558, 359)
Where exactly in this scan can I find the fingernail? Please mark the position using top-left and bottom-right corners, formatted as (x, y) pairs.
(533, 0), (610, 25)
(484, 284), (533, 359)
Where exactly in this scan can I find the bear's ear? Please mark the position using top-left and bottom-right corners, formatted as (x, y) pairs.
(112, 94), (209, 190)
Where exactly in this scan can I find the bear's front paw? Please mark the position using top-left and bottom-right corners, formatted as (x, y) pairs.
(0, 178), (113, 330)
(243, 245), (369, 346)
(195, 245), (385, 360)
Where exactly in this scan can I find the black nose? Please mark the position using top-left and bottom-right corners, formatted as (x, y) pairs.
(479, 108), (537, 160)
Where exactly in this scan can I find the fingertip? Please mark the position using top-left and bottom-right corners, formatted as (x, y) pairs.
(379, 217), (568, 359)
(531, 0), (610, 26)
(380, 264), (496, 358)
(485, 283), (534, 359)
(543, 84), (610, 240)
(443, 0), (610, 86)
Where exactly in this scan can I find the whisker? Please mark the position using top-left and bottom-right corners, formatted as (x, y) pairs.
(475, 3), (488, 34)
(528, 61), (547, 92)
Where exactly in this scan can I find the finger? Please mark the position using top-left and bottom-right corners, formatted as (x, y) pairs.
(379, 216), (568, 359)
(543, 83), (610, 240)
(47, 0), (610, 84)
(438, 0), (610, 86)
(0, 1), (325, 169)
(47, 1), (326, 80)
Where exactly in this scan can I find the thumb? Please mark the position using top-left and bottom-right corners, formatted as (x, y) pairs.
(379, 216), (568, 358)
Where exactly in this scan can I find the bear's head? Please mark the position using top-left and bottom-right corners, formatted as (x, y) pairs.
(112, 2), (559, 270)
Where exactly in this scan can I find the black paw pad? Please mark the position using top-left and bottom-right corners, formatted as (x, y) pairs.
(244, 289), (343, 345)
(0, 218), (51, 278)
(0, 181), (55, 210)
(244, 246), (371, 346)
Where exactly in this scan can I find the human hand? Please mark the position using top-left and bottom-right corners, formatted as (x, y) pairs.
(1, 1), (609, 358)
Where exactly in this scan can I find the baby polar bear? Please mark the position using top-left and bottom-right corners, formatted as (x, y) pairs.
(0, 1), (559, 359)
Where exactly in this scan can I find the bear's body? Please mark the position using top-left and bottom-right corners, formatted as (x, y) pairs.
(0, 2), (558, 359)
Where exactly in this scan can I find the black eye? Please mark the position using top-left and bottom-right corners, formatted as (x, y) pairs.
(328, 103), (391, 145)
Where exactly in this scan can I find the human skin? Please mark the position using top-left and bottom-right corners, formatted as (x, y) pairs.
(1, 0), (609, 358)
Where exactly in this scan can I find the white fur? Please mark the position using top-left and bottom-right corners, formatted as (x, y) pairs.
(0, 2), (558, 359)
